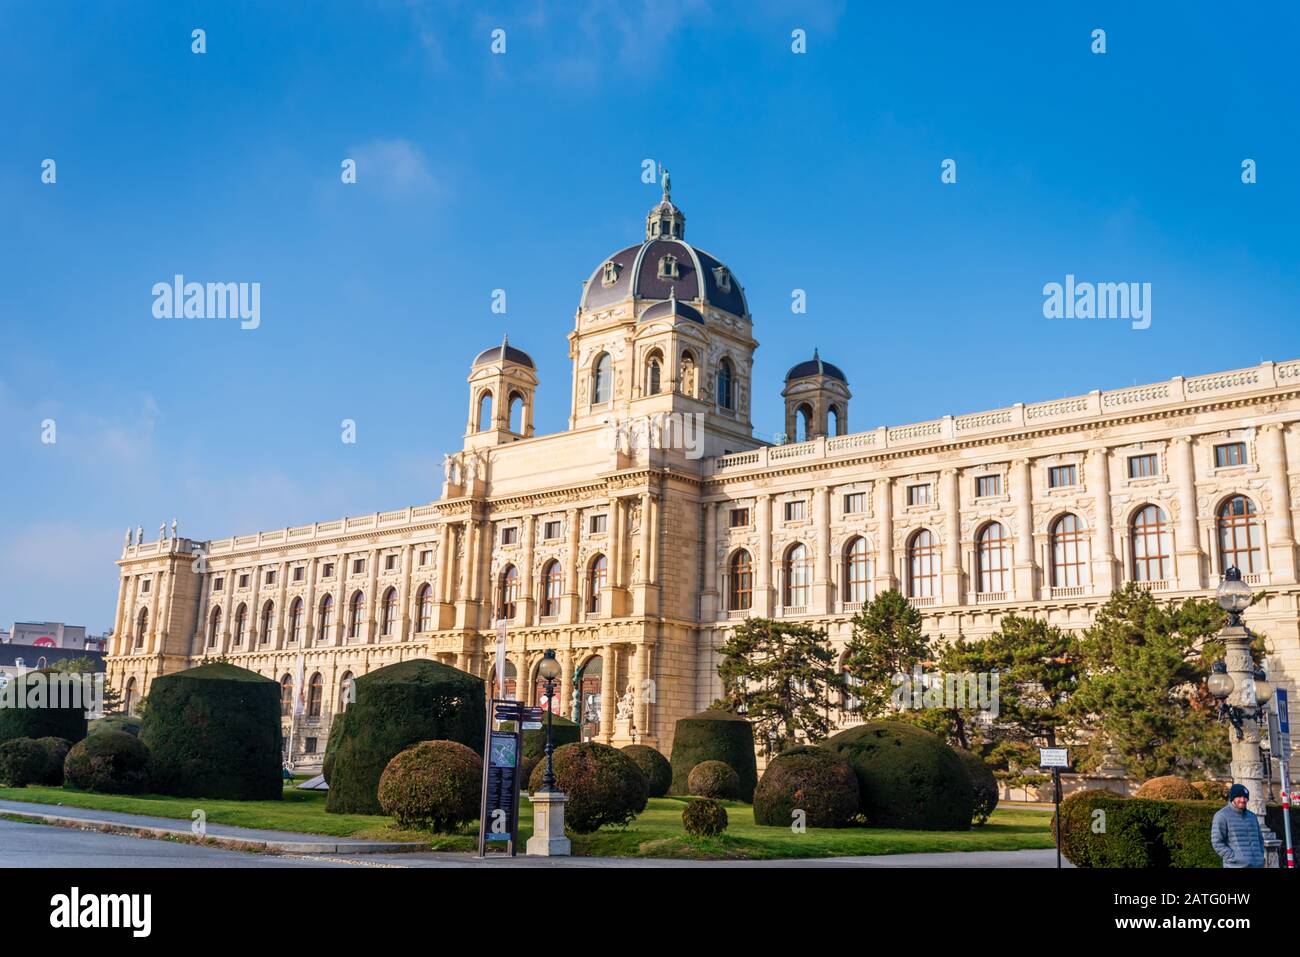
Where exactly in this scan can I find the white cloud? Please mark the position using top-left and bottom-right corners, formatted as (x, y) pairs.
(347, 138), (440, 199)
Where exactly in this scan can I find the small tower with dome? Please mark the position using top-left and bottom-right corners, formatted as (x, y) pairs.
(782, 349), (851, 441)
(464, 334), (539, 449)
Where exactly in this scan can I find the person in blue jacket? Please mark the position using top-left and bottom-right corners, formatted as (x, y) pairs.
(1211, 784), (1265, 868)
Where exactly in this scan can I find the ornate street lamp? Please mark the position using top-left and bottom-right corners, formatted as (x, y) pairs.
(538, 649), (562, 792)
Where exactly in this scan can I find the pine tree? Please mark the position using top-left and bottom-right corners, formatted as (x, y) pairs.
(50, 656), (122, 713)
(840, 589), (930, 719)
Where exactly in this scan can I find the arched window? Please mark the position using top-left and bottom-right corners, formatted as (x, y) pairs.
(797, 404), (814, 442)
(233, 604), (247, 645)
(259, 600), (274, 643)
(680, 351), (697, 397)
(124, 677), (137, 716)
(348, 591), (365, 639)
(508, 391), (525, 433)
(318, 594), (334, 642)
(307, 672), (323, 718)
(339, 671), (354, 711)
(381, 587), (398, 636)
(592, 353), (611, 404)
(207, 606), (222, 647)
(783, 543), (811, 608)
(1050, 513), (1089, 588)
(498, 565), (518, 620)
(289, 598), (303, 643)
(717, 357), (734, 410)
(135, 608), (148, 648)
(907, 529), (938, 598)
(587, 555), (607, 613)
(476, 390), (493, 432)
(1218, 495), (1262, 573)
(1131, 505), (1172, 582)
(646, 351), (663, 396)
(416, 584), (433, 632)
(542, 560), (562, 617)
(844, 537), (871, 604)
(828, 405), (842, 436)
(976, 522), (1010, 593)
(280, 674), (293, 717)
(729, 549), (753, 611)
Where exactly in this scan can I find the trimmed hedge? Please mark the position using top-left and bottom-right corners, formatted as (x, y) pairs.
(35, 737), (71, 786)
(89, 715), (142, 737)
(688, 760), (741, 799)
(64, 730), (150, 794)
(622, 745), (672, 798)
(683, 798), (729, 837)
(321, 709), (348, 786)
(140, 662), (282, 801)
(954, 748), (1000, 825)
(1135, 776), (1201, 801)
(821, 721), (974, 830)
(1193, 780), (1229, 802)
(669, 710), (758, 801)
(527, 742), (648, 833)
(1052, 790), (1222, 868)
(0, 670), (88, 745)
(753, 745), (859, 828)
(523, 714), (581, 761)
(378, 740), (483, 832)
(327, 660), (485, 815)
(0, 738), (47, 787)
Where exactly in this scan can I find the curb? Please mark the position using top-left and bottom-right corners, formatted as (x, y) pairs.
(0, 809), (423, 855)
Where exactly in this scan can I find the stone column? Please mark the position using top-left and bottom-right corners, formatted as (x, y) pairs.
(755, 493), (773, 616)
(559, 649), (575, 723)
(364, 548), (380, 643)
(191, 567), (211, 656)
(437, 527), (453, 604)
(397, 543), (414, 640)
(1013, 458), (1036, 600)
(148, 570), (166, 655)
(1171, 436), (1203, 590)
(218, 575), (234, 654)
(564, 508), (580, 624)
(941, 469), (961, 605)
(701, 502), (720, 619)
(634, 641), (653, 740)
(304, 557), (319, 646)
(1223, 620), (1281, 865)
(600, 644), (618, 742)
(814, 485), (833, 613)
(112, 574), (131, 657)
(1089, 448), (1116, 593)
(274, 560), (289, 649)
(1262, 423), (1297, 582)
(875, 478), (894, 594)
(520, 515), (536, 623)
(248, 564), (263, 649)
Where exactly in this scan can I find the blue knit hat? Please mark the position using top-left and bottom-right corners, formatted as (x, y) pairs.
(1228, 783), (1249, 801)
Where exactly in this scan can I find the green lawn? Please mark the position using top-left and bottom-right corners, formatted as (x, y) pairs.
(0, 784), (1053, 859)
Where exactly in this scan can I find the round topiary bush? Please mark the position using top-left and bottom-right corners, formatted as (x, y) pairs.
(688, 759), (740, 799)
(63, 730), (150, 794)
(378, 740), (483, 832)
(1135, 776), (1200, 801)
(1192, 779), (1229, 802)
(669, 710), (757, 801)
(88, 715), (142, 737)
(753, 745), (860, 828)
(683, 798), (729, 837)
(0, 738), (47, 787)
(34, 737), (71, 786)
(821, 721), (975, 830)
(327, 659), (486, 814)
(139, 662), (282, 801)
(527, 742), (647, 833)
(622, 745), (672, 798)
(0, 670), (88, 746)
(954, 748), (1000, 825)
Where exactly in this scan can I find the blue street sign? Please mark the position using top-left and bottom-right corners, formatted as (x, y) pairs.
(1277, 688), (1289, 735)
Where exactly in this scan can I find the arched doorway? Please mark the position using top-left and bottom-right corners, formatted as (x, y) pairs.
(576, 655), (603, 739)
(488, 660), (518, 700)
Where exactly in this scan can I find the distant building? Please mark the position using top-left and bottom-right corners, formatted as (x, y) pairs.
(0, 644), (106, 691)
(3, 621), (103, 651)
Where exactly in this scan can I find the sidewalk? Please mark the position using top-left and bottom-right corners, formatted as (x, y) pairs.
(0, 799), (423, 854)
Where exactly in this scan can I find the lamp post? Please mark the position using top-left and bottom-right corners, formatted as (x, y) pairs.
(538, 649), (562, 792)
(526, 649), (571, 856)
(1208, 566), (1281, 866)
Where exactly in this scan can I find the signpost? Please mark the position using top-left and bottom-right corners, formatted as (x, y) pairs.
(1276, 689), (1294, 869)
(1039, 747), (1069, 869)
(476, 698), (528, 857)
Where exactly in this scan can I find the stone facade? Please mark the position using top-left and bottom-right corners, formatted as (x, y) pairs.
(105, 181), (1300, 768)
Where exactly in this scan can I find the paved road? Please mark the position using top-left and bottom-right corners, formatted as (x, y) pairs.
(0, 819), (1064, 867)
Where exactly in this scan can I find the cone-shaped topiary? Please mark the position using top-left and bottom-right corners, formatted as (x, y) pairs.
(34, 737), (71, 786)
(683, 798), (729, 837)
(622, 744), (672, 798)
(321, 709), (348, 786)
(378, 740), (483, 832)
(64, 730), (150, 794)
(1135, 775), (1200, 801)
(327, 659), (485, 814)
(527, 741), (647, 833)
(669, 710), (757, 801)
(140, 662), (282, 800)
(954, 748), (999, 825)
(688, 759), (740, 799)
(0, 670), (88, 746)
(0, 738), (47, 787)
(753, 745), (859, 828)
(821, 721), (974, 830)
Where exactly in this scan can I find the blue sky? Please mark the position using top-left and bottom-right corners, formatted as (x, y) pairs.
(1, 1), (1296, 632)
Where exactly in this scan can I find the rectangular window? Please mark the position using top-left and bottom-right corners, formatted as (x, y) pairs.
(1215, 442), (1247, 468)
(353, 558), (365, 575)
(907, 484), (932, 507)
(729, 507), (750, 528)
(141, 579), (151, 594)
(292, 566), (304, 582)
(975, 475), (1002, 498)
(322, 563), (334, 579)
(265, 570), (276, 586)
(784, 500), (807, 522)
(419, 549), (432, 566)
(384, 554), (397, 571)
(544, 521), (562, 540)
(238, 574), (249, 589)
(500, 526), (518, 545)
(213, 577), (224, 592)
(304, 737), (317, 755)
(589, 514), (607, 534)
(843, 493), (866, 514)
(1049, 464), (1078, 488)
(1128, 454), (1159, 479)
